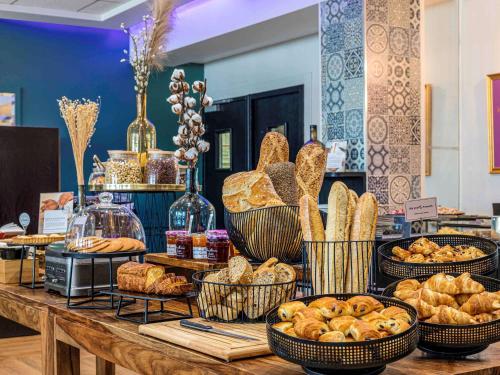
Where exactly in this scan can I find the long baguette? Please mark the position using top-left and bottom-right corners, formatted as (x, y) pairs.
(345, 192), (378, 293)
(299, 194), (325, 294)
(325, 182), (351, 293)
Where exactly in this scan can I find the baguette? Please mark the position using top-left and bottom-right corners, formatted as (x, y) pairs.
(345, 193), (378, 293)
(256, 131), (289, 172)
(295, 143), (327, 200)
(299, 194), (325, 294)
(325, 182), (351, 293)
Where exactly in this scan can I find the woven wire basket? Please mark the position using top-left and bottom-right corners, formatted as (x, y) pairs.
(224, 206), (303, 263)
(378, 235), (498, 279)
(383, 273), (500, 357)
(266, 294), (418, 374)
(302, 241), (377, 296)
(193, 270), (297, 323)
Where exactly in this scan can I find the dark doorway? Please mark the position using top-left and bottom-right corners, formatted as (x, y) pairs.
(203, 86), (304, 228)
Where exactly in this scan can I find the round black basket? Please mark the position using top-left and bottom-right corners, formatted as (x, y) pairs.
(224, 206), (303, 263)
(383, 273), (500, 357)
(266, 294), (418, 375)
(302, 241), (377, 296)
(193, 269), (297, 323)
(378, 235), (498, 279)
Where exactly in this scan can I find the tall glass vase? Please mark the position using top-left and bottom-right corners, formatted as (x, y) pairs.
(169, 167), (215, 233)
(127, 93), (156, 167)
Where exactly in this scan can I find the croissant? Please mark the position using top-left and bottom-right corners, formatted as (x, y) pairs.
(284, 327), (298, 337)
(379, 318), (411, 335)
(406, 254), (426, 263)
(272, 322), (294, 332)
(328, 316), (357, 336)
(473, 313), (494, 323)
(408, 237), (439, 255)
(405, 298), (437, 319)
(318, 331), (346, 342)
(426, 306), (475, 325)
(278, 301), (307, 321)
(292, 307), (325, 324)
(455, 294), (473, 306)
(329, 300), (354, 317)
(394, 288), (421, 301)
(422, 273), (459, 295)
(460, 292), (500, 315)
(419, 288), (459, 309)
(308, 297), (338, 319)
(454, 273), (485, 294)
(380, 306), (412, 323)
(493, 309), (500, 320)
(346, 296), (384, 317)
(294, 318), (329, 340)
(360, 311), (389, 330)
(396, 279), (421, 292)
(392, 246), (411, 260)
(349, 320), (382, 341)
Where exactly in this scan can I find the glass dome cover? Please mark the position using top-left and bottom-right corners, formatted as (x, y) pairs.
(65, 192), (146, 252)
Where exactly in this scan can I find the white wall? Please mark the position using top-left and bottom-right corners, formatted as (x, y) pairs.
(204, 34), (320, 140)
(459, 0), (500, 214)
(422, 0), (460, 208)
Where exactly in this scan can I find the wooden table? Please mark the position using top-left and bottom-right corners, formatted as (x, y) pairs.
(0, 283), (499, 375)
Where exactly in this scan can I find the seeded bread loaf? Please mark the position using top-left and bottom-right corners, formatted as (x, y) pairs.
(265, 162), (299, 205)
(295, 144), (327, 200)
(256, 131), (289, 172)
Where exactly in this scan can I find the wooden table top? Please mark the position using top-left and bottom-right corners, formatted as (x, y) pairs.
(145, 253), (228, 271)
(0, 283), (498, 375)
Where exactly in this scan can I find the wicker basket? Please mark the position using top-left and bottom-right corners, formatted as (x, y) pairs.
(224, 206), (303, 263)
(266, 294), (418, 375)
(378, 235), (498, 279)
(383, 273), (500, 357)
(193, 269), (297, 323)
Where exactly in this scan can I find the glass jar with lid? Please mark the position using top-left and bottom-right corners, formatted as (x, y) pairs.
(65, 192), (146, 252)
(144, 150), (178, 184)
(104, 150), (142, 185)
(88, 162), (105, 186)
(206, 230), (230, 263)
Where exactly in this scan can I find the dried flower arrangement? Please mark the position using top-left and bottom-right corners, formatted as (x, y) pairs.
(167, 68), (213, 167)
(58, 97), (101, 186)
(120, 0), (176, 93)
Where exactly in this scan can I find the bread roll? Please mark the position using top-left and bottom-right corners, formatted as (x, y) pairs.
(256, 132), (289, 172)
(325, 182), (351, 293)
(345, 192), (378, 293)
(228, 256), (253, 284)
(295, 143), (327, 200)
(265, 162), (299, 205)
(222, 171), (284, 212)
(299, 194), (325, 294)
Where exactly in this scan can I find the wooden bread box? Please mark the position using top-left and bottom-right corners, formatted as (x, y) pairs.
(0, 259), (40, 284)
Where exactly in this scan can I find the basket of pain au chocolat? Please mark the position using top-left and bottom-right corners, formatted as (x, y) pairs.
(383, 272), (500, 357)
(266, 294), (418, 375)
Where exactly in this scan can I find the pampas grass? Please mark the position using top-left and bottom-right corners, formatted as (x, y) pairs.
(58, 97), (100, 186)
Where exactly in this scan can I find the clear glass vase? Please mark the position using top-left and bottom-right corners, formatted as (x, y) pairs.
(169, 167), (216, 233)
(127, 93), (156, 167)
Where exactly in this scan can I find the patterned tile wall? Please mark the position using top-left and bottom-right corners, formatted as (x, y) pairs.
(321, 0), (365, 171)
(365, 0), (421, 213)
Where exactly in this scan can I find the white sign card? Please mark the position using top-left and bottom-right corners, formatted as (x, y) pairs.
(326, 141), (347, 172)
(42, 210), (69, 234)
(39, 192), (74, 234)
(19, 212), (30, 230)
(404, 197), (438, 222)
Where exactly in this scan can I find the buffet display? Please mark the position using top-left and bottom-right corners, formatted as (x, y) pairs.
(10, 233), (65, 245)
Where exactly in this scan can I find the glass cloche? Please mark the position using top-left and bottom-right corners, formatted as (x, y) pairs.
(65, 192), (146, 252)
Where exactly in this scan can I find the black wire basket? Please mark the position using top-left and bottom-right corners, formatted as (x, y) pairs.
(224, 206), (303, 263)
(193, 269), (297, 323)
(302, 241), (377, 296)
(266, 294), (418, 375)
(378, 235), (498, 280)
(383, 273), (500, 357)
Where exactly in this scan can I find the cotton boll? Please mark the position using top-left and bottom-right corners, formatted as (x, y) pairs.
(169, 82), (182, 94)
(182, 82), (190, 93)
(172, 135), (182, 146)
(202, 96), (213, 107)
(171, 103), (183, 115)
(198, 124), (206, 136)
(184, 147), (199, 161)
(190, 124), (200, 136)
(192, 80), (205, 92)
(171, 69), (185, 81)
(182, 113), (191, 123)
(174, 148), (185, 160)
(186, 109), (196, 117)
(167, 94), (180, 104)
(190, 113), (202, 125)
(196, 140), (210, 153)
(184, 96), (196, 108)
(178, 125), (189, 136)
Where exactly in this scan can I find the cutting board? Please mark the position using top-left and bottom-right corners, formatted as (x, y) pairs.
(138, 318), (271, 361)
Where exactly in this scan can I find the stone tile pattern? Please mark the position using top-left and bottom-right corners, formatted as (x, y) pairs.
(321, 0), (365, 170)
(366, 0), (421, 212)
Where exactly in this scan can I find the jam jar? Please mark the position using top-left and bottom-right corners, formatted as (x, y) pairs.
(176, 233), (193, 259)
(166, 230), (185, 257)
(206, 230), (230, 263)
(192, 233), (207, 259)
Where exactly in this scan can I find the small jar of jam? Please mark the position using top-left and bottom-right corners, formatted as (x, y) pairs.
(166, 230), (185, 257)
(206, 230), (230, 263)
(176, 233), (193, 259)
(192, 233), (207, 259)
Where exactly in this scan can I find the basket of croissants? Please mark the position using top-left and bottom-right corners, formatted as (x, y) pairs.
(378, 235), (498, 279)
(383, 272), (500, 355)
(223, 132), (328, 263)
(267, 294), (418, 373)
(194, 256), (297, 322)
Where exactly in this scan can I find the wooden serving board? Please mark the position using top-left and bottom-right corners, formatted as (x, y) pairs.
(138, 318), (271, 362)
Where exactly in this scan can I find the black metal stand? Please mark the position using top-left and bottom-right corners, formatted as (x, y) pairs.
(100, 290), (195, 324)
(63, 250), (146, 310)
(418, 344), (490, 358)
(302, 366), (386, 375)
(18, 243), (46, 289)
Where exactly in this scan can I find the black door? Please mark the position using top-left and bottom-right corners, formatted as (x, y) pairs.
(250, 85), (304, 167)
(204, 98), (249, 228)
